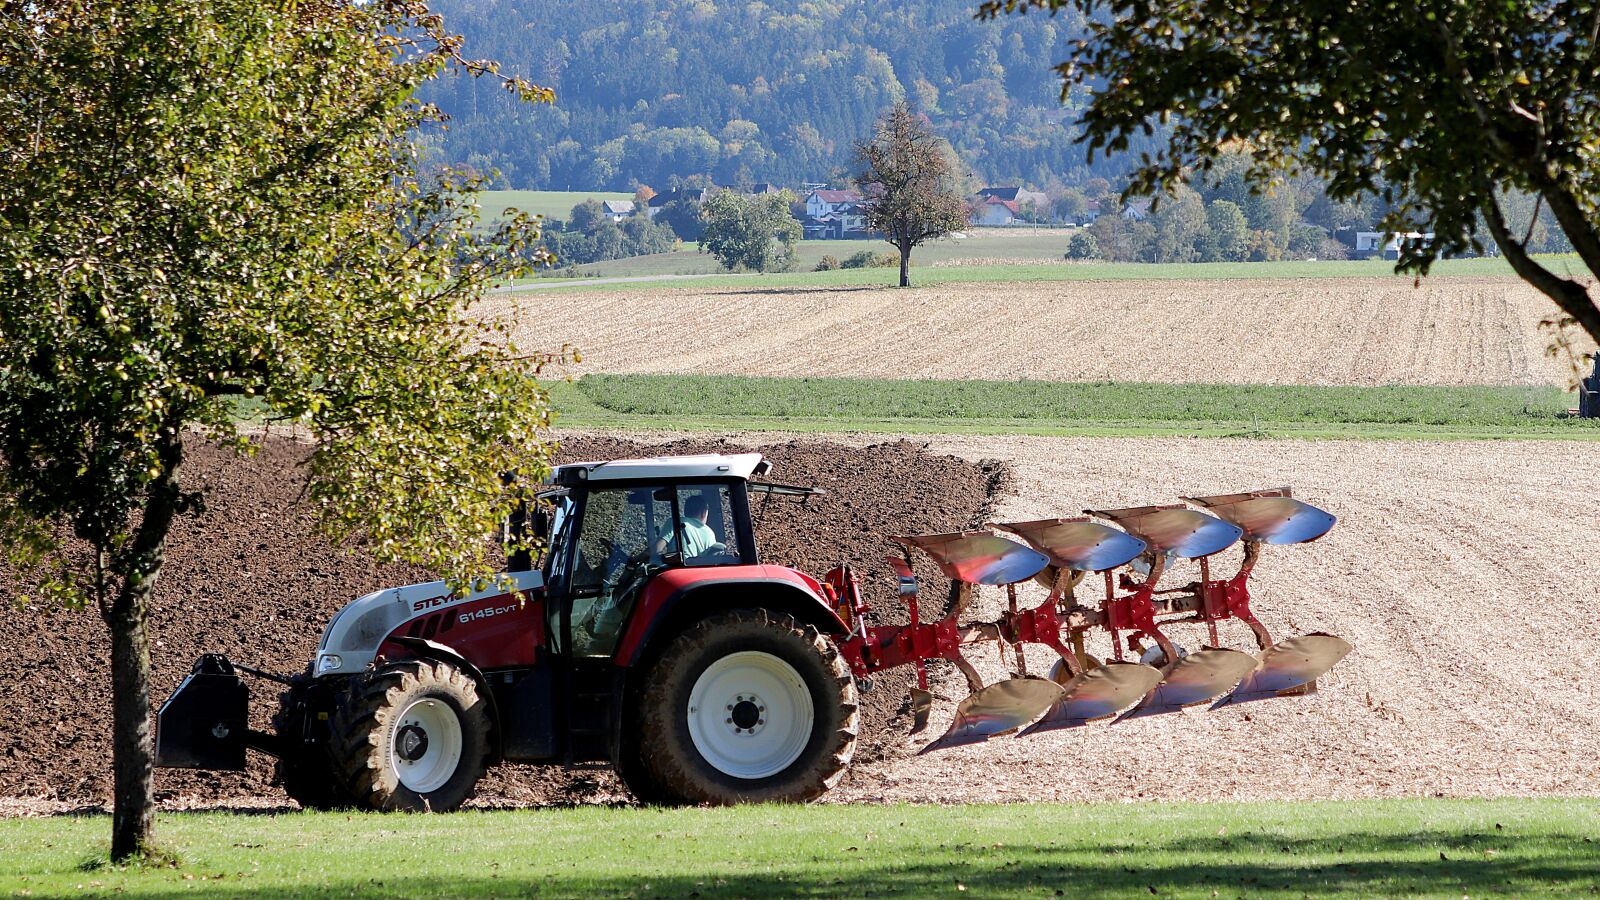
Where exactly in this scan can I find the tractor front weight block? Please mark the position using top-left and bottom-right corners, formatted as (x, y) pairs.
(155, 654), (283, 769)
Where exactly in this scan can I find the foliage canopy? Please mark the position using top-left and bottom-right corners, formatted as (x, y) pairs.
(856, 102), (969, 287)
(698, 191), (801, 273)
(984, 0), (1600, 347)
(0, 0), (554, 858)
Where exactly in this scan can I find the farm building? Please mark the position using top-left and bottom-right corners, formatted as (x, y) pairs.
(599, 200), (636, 221)
(645, 188), (710, 219)
(972, 195), (1021, 226)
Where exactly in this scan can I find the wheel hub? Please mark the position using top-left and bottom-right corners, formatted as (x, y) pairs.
(687, 651), (814, 780)
(396, 723), (430, 762)
(388, 697), (463, 793)
(726, 694), (766, 734)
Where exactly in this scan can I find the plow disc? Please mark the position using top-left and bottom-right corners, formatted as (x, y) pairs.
(1019, 661), (1162, 735)
(1212, 633), (1352, 708)
(918, 677), (1063, 754)
(1115, 647), (1259, 721)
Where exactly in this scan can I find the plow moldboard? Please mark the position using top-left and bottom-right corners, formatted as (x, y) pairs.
(1115, 648), (1259, 721)
(1212, 633), (1353, 708)
(918, 677), (1063, 754)
(1019, 661), (1164, 735)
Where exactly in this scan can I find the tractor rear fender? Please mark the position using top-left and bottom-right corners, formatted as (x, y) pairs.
(613, 565), (848, 670)
(383, 635), (507, 763)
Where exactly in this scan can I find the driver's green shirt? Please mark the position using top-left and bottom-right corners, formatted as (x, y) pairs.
(663, 517), (717, 558)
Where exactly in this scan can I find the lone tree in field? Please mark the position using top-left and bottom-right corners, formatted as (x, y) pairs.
(855, 102), (969, 287)
(698, 189), (802, 272)
(983, 0), (1600, 351)
(0, 1), (555, 860)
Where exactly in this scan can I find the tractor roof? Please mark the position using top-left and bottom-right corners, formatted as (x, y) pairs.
(554, 452), (769, 484)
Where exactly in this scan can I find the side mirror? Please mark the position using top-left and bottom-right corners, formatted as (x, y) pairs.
(505, 500), (550, 573)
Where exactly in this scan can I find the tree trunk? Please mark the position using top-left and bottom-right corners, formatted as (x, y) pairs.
(103, 430), (184, 861)
(108, 599), (154, 860)
(898, 242), (910, 287)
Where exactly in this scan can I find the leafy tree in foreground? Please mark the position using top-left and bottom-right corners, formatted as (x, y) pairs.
(855, 102), (970, 287)
(698, 190), (801, 272)
(0, 0), (554, 859)
(983, 0), (1600, 350)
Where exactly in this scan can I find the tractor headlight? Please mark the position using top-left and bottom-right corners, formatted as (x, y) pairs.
(316, 653), (344, 674)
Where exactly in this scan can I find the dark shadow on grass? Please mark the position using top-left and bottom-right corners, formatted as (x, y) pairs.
(82, 831), (1600, 898)
(41, 805), (303, 819)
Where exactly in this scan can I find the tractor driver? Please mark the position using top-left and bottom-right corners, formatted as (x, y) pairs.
(655, 494), (717, 561)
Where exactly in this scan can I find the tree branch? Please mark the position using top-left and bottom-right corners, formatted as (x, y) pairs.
(1482, 193), (1600, 341)
(1537, 186), (1600, 283)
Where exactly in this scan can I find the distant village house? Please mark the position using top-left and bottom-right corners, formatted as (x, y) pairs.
(600, 200), (636, 221)
(972, 195), (1021, 227)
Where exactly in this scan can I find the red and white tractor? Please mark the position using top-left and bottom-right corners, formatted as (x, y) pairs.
(156, 452), (1348, 810)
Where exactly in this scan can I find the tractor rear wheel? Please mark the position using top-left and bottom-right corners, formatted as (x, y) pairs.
(327, 659), (490, 812)
(626, 609), (857, 805)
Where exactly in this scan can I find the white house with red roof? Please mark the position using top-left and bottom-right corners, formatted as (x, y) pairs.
(804, 188), (863, 219)
(972, 194), (1021, 226)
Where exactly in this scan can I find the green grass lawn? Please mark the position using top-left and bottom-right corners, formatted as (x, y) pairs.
(505, 253), (1580, 291)
(4, 799), (1596, 897)
(477, 189), (635, 223)
(552, 374), (1600, 441)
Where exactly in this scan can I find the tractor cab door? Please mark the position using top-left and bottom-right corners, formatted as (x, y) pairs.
(545, 480), (750, 762)
(545, 484), (671, 761)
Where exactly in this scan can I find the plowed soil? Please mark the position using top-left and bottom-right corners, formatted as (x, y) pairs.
(487, 277), (1595, 387)
(0, 434), (999, 812)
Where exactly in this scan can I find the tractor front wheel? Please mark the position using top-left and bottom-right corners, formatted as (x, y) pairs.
(327, 659), (490, 812)
(627, 609), (858, 805)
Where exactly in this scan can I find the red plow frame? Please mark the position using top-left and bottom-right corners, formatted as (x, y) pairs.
(828, 488), (1351, 754)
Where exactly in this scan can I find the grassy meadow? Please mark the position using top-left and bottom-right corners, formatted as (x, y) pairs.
(5, 799), (1596, 898)
(477, 189), (635, 223)
(506, 254), (1581, 292)
(550, 374), (1599, 441)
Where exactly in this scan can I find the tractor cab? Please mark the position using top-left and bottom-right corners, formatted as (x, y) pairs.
(487, 453), (841, 769)
(532, 454), (764, 660)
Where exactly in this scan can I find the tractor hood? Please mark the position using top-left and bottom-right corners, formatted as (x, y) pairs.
(313, 570), (544, 677)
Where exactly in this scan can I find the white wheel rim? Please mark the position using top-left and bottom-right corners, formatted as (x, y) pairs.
(390, 697), (463, 794)
(687, 651), (814, 780)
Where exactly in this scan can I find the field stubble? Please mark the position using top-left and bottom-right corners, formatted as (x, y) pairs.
(491, 276), (1594, 387)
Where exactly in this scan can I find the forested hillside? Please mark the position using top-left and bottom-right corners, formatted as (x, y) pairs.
(422, 0), (1161, 191)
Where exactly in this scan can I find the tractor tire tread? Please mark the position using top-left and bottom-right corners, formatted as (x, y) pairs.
(629, 608), (857, 805)
(326, 659), (490, 812)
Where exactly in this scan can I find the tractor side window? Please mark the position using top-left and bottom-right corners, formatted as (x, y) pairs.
(673, 484), (742, 567)
(570, 487), (663, 657)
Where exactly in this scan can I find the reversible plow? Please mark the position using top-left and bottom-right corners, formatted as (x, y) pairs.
(827, 488), (1352, 754)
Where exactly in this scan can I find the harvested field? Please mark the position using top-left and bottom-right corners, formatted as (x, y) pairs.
(490, 277), (1595, 387)
(0, 434), (996, 811)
